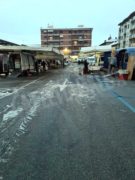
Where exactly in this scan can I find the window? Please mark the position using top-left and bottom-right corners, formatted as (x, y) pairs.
(60, 34), (63, 38)
(79, 36), (82, 39)
(74, 41), (77, 45)
(48, 30), (54, 32)
(49, 36), (53, 40)
(43, 42), (48, 45)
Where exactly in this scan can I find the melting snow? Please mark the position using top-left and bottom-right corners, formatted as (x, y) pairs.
(0, 92), (11, 99)
(0, 88), (16, 99)
(54, 79), (68, 92)
(0, 76), (98, 163)
(2, 108), (23, 122)
(59, 79), (68, 92)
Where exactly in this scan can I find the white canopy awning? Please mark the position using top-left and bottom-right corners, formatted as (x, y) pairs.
(81, 45), (112, 53)
(0, 45), (64, 59)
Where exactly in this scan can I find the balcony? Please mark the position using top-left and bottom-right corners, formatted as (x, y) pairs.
(71, 44), (90, 47)
(130, 25), (135, 31)
(129, 34), (135, 39)
(71, 32), (91, 36)
(78, 38), (91, 41)
(71, 32), (84, 36)
(130, 43), (135, 47)
(47, 39), (60, 42)
(42, 33), (60, 36)
(48, 44), (60, 48)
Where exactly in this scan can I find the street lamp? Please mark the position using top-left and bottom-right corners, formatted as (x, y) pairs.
(63, 48), (70, 55)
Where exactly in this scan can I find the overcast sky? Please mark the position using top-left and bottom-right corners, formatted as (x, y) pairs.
(0, 0), (134, 46)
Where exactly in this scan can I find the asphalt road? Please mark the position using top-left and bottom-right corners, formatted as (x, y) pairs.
(0, 64), (135, 180)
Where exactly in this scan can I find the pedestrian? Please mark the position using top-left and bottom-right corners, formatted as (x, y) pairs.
(109, 53), (117, 75)
(83, 60), (89, 74)
(47, 60), (50, 69)
(42, 60), (45, 71)
(35, 60), (39, 74)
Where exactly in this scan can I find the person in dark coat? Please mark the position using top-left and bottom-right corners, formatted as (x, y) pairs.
(83, 60), (89, 74)
(35, 60), (39, 73)
(42, 61), (45, 71)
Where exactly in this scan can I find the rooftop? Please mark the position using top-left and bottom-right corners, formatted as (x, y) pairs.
(118, 11), (135, 26)
(41, 27), (93, 31)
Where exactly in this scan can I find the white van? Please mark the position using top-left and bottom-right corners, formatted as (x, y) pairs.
(87, 56), (96, 66)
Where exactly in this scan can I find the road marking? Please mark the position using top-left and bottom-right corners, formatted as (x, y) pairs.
(111, 91), (135, 113)
(0, 76), (44, 100)
(97, 76), (135, 113)
(14, 77), (44, 92)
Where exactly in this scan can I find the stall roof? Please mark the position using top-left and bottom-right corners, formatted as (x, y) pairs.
(80, 45), (112, 53)
(0, 45), (64, 58)
(118, 47), (135, 55)
(0, 45), (53, 52)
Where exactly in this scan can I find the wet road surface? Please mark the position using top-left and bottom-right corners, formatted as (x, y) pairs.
(0, 64), (135, 180)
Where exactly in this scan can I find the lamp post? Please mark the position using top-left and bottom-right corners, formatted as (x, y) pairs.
(63, 48), (71, 56)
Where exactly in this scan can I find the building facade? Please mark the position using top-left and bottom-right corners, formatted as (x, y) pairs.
(118, 11), (135, 48)
(41, 26), (93, 55)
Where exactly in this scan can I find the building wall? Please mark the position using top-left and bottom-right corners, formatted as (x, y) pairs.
(118, 12), (135, 48)
(41, 28), (92, 55)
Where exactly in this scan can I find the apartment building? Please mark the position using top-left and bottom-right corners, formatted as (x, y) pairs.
(41, 26), (93, 55)
(118, 11), (135, 48)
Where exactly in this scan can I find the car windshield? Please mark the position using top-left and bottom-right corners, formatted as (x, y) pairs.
(0, 1), (135, 180)
(88, 58), (95, 61)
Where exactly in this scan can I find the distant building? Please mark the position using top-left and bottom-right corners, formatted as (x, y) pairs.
(41, 26), (93, 55)
(0, 39), (19, 46)
(118, 11), (135, 48)
(99, 36), (117, 46)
